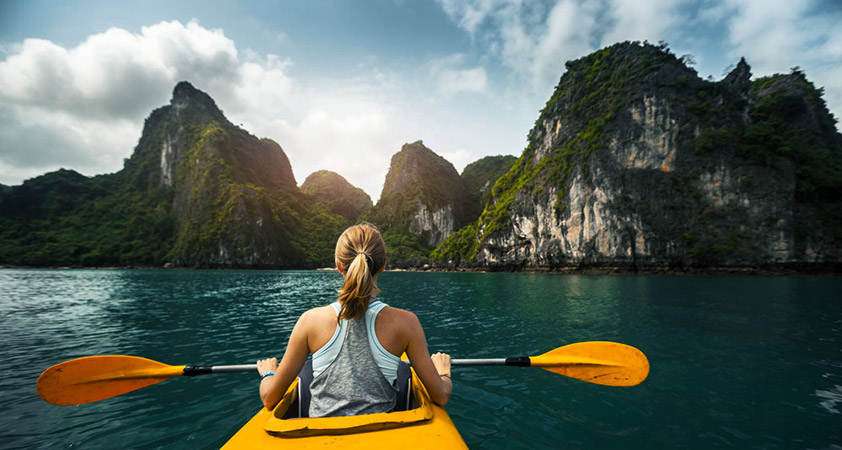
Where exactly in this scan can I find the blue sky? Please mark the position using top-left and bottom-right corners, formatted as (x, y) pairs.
(1, 0), (840, 200)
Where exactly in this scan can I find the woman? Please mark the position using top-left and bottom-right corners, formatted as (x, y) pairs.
(256, 223), (452, 416)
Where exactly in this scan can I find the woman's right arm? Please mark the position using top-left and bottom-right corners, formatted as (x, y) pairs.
(403, 311), (452, 406)
(257, 310), (312, 409)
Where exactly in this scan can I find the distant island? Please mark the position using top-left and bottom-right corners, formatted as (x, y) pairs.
(1, 41), (840, 273)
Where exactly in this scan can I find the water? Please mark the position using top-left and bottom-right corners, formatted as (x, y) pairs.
(1, 269), (840, 449)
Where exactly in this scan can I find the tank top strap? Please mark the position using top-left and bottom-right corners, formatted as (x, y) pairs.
(311, 302), (345, 376)
(365, 301), (400, 384)
(366, 300), (387, 315)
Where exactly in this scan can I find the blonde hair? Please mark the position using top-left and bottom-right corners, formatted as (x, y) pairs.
(335, 223), (387, 321)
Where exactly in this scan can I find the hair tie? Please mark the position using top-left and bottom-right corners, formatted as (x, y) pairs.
(357, 251), (368, 256)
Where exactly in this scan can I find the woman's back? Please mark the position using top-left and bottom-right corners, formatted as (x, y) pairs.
(256, 223), (452, 414)
(309, 301), (398, 416)
(304, 302), (411, 361)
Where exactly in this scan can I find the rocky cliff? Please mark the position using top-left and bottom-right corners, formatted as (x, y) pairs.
(460, 155), (518, 221)
(0, 82), (363, 268)
(298, 170), (374, 265)
(124, 81), (308, 267)
(363, 141), (473, 265)
(3, 48), (839, 272)
(301, 170), (373, 221)
(434, 42), (842, 270)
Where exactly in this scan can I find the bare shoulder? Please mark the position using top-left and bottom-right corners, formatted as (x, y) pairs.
(299, 305), (340, 352)
(300, 305), (336, 324)
(380, 305), (421, 328)
(374, 305), (422, 355)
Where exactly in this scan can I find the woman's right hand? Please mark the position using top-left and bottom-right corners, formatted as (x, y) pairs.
(256, 357), (279, 376)
(431, 352), (451, 377)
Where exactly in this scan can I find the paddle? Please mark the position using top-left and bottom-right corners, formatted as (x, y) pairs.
(37, 341), (649, 406)
(451, 341), (649, 386)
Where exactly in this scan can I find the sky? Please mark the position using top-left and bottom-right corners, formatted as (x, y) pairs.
(1, 0), (841, 201)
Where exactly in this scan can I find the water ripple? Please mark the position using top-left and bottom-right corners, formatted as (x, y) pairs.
(1, 270), (841, 449)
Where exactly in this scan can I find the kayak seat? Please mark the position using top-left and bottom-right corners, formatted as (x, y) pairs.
(296, 360), (413, 418)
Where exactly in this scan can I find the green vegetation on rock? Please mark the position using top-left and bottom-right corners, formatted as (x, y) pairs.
(0, 82), (361, 268)
(4, 49), (840, 270)
(740, 70), (842, 202)
(301, 170), (372, 220)
(433, 41), (842, 268)
(298, 170), (373, 266)
(363, 141), (472, 266)
(435, 41), (683, 264)
(0, 169), (174, 266)
(460, 155), (517, 220)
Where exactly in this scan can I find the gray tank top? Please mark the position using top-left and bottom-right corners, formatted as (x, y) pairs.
(308, 312), (398, 417)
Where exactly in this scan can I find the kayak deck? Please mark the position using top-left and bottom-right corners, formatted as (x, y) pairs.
(222, 368), (466, 449)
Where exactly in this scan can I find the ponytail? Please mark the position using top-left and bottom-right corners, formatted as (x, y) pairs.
(335, 224), (387, 321)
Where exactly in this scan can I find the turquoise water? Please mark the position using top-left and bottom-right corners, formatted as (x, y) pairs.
(1, 269), (840, 449)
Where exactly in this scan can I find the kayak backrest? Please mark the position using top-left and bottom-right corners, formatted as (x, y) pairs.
(297, 360), (314, 418)
(394, 361), (414, 412)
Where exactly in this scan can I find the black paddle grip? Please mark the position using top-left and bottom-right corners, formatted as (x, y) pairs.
(183, 365), (213, 376)
(504, 357), (531, 367)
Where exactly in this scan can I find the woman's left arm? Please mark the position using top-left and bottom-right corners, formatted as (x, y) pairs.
(403, 312), (452, 406)
(257, 311), (312, 409)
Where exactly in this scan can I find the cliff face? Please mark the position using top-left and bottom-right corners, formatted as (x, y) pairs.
(127, 82), (302, 267)
(460, 155), (518, 221)
(3, 51), (839, 271)
(364, 141), (472, 264)
(298, 170), (374, 265)
(435, 42), (842, 269)
(0, 82), (364, 268)
(301, 170), (372, 221)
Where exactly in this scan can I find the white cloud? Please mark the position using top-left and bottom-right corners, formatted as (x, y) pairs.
(0, 103), (140, 179)
(427, 54), (489, 95)
(437, 0), (505, 36)
(721, 0), (842, 120)
(259, 101), (402, 201)
(724, 0), (810, 73)
(0, 20), (250, 184)
(600, 0), (689, 47)
(224, 53), (295, 116)
(0, 21), (240, 119)
(532, 0), (597, 86)
(437, 0), (842, 122)
(0, 20), (404, 199)
(439, 148), (473, 173)
(439, 67), (488, 95)
(436, 0), (602, 89)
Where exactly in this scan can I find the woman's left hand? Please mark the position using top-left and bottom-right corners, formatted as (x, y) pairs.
(431, 352), (451, 377)
(256, 357), (279, 376)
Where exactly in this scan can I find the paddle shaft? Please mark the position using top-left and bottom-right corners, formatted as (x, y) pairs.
(184, 357), (531, 376)
(452, 357), (530, 367)
(183, 364), (256, 375)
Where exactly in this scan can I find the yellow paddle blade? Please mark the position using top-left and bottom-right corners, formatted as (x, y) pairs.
(529, 341), (649, 386)
(37, 355), (186, 406)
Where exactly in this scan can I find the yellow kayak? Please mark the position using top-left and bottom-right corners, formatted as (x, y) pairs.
(222, 367), (467, 449)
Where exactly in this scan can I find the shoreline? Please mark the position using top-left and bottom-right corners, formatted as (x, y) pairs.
(1, 263), (840, 277)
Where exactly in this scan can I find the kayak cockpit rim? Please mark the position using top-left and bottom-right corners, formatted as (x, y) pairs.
(262, 372), (434, 438)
